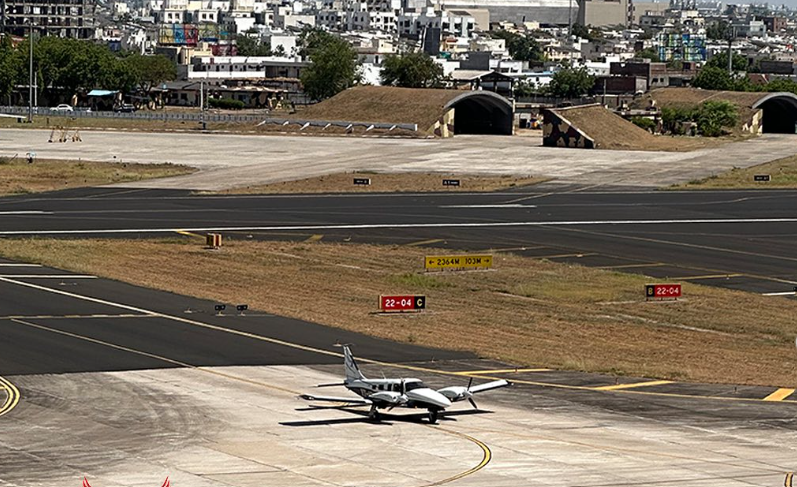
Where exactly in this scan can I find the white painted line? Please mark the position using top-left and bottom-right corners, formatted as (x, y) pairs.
(762, 291), (796, 296)
(439, 204), (535, 208)
(0, 211), (53, 215)
(0, 264), (42, 267)
(0, 274), (97, 279)
(1, 217), (797, 236)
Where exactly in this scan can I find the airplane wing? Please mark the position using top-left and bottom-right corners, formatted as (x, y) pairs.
(299, 394), (372, 405)
(468, 379), (511, 394)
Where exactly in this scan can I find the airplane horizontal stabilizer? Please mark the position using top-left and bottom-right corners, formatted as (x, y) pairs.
(299, 394), (372, 405)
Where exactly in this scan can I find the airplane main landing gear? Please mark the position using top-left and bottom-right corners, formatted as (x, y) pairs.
(368, 406), (381, 422)
(428, 410), (439, 424)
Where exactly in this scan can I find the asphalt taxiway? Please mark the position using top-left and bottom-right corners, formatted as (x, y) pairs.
(0, 186), (796, 294)
(1, 262), (796, 486)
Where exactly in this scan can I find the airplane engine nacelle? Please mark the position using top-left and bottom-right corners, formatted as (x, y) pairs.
(369, 391), (406, 404)
(437, 386), (471, 401)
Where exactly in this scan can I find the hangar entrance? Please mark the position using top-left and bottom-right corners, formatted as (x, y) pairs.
(753, 93), (797, 134)
(446, 92), (513, 135)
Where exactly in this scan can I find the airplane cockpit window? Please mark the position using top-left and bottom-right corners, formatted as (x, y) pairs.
(404, 381), (425, 391)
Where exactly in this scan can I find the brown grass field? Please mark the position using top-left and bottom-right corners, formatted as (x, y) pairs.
(211, 173), (546, 194)
(0, 157), (193, 195)
(671, 154), (797, 189)
(0, 238), (795, 387)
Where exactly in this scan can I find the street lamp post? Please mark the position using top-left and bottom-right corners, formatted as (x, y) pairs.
(27, 21), (33, 123)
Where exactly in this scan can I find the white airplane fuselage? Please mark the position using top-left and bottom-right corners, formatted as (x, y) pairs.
(346, 378), (452, 410)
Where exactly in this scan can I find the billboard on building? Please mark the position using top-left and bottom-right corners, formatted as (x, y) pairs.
(158, 23), (231, 46)
(657, 33), (706, 62)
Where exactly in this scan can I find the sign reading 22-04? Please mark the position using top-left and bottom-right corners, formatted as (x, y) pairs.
(379, 295), (426, 312)
(645, 283), (682, 300)
(425, 255), (493, 270)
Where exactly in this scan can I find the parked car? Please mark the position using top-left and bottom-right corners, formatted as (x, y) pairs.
(114, 104), (136, 113)
(52, 104), (73, 112)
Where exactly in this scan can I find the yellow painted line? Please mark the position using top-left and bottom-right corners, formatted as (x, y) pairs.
(454, 368), (550, 375)
(0, 374), (20, 418)
(785, 472), (793, 487)
(599, 263), (666, 270)
(678, 273), (742, 280)
(175, 230), (204, 239)
(422, 428), (491, 486)
(3, 276), (797, 406)
(764, 388), (795, 402)
(304, 234), (324, 243)
(595, 380), (673, 391)
(405, 238), (444, 247)
(534, 253), (596, 259)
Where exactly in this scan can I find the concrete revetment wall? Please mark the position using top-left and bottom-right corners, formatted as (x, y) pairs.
(542, 109), (596, 149)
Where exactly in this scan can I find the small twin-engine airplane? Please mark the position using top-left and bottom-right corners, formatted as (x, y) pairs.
(300, 345), (511, 423)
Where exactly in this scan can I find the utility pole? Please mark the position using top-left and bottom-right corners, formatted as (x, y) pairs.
(568, 0), (573, 38)
(27, 21), (33, 123)
(726, 25), (734, 75)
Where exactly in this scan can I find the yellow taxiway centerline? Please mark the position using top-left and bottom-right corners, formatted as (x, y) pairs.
(454, 368), (550, 375)
(0, 374), (21, 417)
(595, 380), (673, 391)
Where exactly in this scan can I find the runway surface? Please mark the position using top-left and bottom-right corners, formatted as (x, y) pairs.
(0, 186), (796, 294)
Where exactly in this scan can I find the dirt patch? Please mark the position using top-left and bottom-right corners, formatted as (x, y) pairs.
(210, 173), (546, 194)
(670, 154), (797, 189)
(1, 238), (796, 387)
(556, 105), (726, 151)
(0, 157), (194, 195)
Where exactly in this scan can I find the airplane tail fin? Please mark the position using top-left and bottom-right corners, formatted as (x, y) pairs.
(343, 345), (366, 383)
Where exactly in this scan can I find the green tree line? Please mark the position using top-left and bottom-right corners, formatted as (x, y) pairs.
(0, 35), (176, 104)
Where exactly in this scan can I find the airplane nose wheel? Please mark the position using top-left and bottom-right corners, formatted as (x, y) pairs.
(428, 410), (439, 424)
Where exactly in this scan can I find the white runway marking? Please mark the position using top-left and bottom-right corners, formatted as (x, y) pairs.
(0, 264), (42, 267)
(1, 217), (797, 235)
(762, 291), (796, 296)
(0, 211), (53, 215)
(439, 204), (535, 208)
(0, 274), (97, 279)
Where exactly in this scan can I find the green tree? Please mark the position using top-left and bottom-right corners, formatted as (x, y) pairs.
(298, 27), (336, 59)
(706, 20), (730, 41)
(300, 36), (359, 100)
(381, 52), (445, 88)
(764, 78), (797, 94)
(236, 33), (272, 56)
(706, 51), (748, 72)
(631, 116), (656, 132)
(0, 36), (20, 103)
(694, 100), (738, 136)
(571, 23), (592, 40)
(636, 48), (660, 62)
(548, 65), (594, 98)
(490, 30), (544, 63)
(661, 106), (695, 134)
(122, 54), (176, 93)
(692, 66), (733, 90)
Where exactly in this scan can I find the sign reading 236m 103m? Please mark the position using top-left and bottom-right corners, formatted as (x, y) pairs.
(425, 254), (493, 270)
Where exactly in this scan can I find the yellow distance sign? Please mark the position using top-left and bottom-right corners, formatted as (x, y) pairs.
(425, 254), (493, 270)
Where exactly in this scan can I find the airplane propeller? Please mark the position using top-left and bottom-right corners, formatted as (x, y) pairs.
(466, 377), (478, 409)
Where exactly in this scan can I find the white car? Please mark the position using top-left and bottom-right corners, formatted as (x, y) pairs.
(52, 104), (74, 112)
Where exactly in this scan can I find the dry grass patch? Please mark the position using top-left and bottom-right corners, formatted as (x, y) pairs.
(211, 172), (546, 194)
(1, 239), (796, 386)
(671, 154), (797, 189)
(0, 157), (194, 195)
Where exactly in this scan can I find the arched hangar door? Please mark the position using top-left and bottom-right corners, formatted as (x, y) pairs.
(445, 92), (514, 135)
(752, 93), (797, 134)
